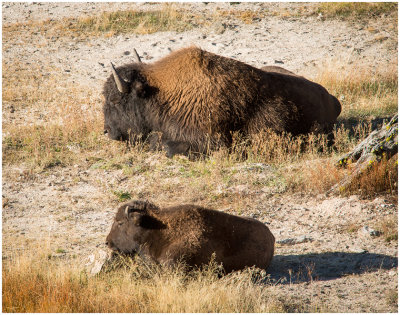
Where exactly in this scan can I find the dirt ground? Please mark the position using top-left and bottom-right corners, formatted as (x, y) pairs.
(2, 2), (398, 312)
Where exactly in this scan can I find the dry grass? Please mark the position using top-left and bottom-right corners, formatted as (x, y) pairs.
(344, 154), (398, 198)
(283, 158), (349, 194)
(314, 2), (398, 19)
(75, 5), (196, 36)
(374, 215), (398, 243)
(2, 61), (126, 171)
(314, 61), (398, 120)
(2, 246), (289, 313)
(3, 4), (197, 40)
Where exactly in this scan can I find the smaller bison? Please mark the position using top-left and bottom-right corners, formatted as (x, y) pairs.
(106, 200), (275, 273)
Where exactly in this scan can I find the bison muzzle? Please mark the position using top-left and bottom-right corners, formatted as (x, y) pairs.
(106, 200), (275, 273)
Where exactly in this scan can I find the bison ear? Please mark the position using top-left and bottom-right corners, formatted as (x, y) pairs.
(124, 205), (144, 226)
(132, 80), (149, 98)
(131, 212), (144, 226)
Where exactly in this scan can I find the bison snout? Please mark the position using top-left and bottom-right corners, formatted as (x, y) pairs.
(105, 238), (114, 249)
(103, 129), (108, 135)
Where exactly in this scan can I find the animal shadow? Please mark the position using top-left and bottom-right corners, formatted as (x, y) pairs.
(336, 116), (392, 137)
(268, 251), (398, 284)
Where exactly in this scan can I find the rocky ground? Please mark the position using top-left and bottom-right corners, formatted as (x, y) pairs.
(2, 2), (398, 312)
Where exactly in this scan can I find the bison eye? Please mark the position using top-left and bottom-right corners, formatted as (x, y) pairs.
(117, 221), (124, 226)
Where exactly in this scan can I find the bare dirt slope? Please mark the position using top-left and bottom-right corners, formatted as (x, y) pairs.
(2, 2), (398, 312)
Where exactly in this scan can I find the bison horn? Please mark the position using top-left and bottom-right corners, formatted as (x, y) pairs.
(133, 48), (142, 63)
(125, 206), (131, 217)
(110, 62), (130, 94)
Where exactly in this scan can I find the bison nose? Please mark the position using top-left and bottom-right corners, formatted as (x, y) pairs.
(103, 129), (108, 135)
(105, 239), (114, 248)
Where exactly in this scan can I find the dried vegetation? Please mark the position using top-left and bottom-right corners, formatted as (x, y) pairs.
(3, 245), (294, 313)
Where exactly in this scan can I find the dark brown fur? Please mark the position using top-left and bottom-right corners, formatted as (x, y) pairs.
(103, 47), (341, 156)
(106, 200), (275, 273)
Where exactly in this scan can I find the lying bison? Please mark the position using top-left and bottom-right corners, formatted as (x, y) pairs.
(106, 200), (275, 273)
(103, 47), (341, 156)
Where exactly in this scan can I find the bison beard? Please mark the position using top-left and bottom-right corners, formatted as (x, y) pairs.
(106, 200), (275, 273)
(102, 46), (341, 157)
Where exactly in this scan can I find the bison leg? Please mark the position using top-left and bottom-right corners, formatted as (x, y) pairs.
(147, 132), (203, 158)
(163, 140), (191, 158)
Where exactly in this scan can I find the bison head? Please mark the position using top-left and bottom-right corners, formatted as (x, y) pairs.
(102, 52), (155, 143)
(106, 200), (165, 255)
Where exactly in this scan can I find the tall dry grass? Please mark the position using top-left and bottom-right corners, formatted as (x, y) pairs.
(343, 154), (398, 198)
(314, 60), (398, 119)
(2, 246), (287, 313)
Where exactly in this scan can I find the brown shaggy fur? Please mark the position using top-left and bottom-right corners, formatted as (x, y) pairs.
(106, 200), (275, 273)
(103, 47), (341, 155)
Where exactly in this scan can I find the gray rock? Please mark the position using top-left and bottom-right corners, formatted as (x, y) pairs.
(338, 114), (398, 167)
(84, 249), (110, 275)
(328, 114), (398, 194)
(361, 226), (381, 237)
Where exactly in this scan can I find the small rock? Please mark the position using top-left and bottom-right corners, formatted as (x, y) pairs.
(84, 249), (110, 276)
(361, 226), (381, 237)
(274, 60), (284, 64)
(214, 23), (226, 34)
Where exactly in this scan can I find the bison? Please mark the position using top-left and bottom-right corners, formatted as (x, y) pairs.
(103, 47), (341, 157)
(106, 200), (275, 273)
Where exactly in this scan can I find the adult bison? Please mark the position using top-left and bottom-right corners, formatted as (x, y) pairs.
(106, 200), (275, 273)
(103, 47), (341, 156)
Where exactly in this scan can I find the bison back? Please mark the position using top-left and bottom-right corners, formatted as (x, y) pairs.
(197, 208), (275, 272)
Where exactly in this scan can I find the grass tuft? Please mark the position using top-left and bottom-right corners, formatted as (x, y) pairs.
(2, 246), (289, 313)
(343, 154), (398, 198)
(314, 2), (398, 19)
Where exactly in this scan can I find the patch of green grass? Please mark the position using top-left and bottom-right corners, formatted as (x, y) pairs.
(113, 190), (132, 202)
